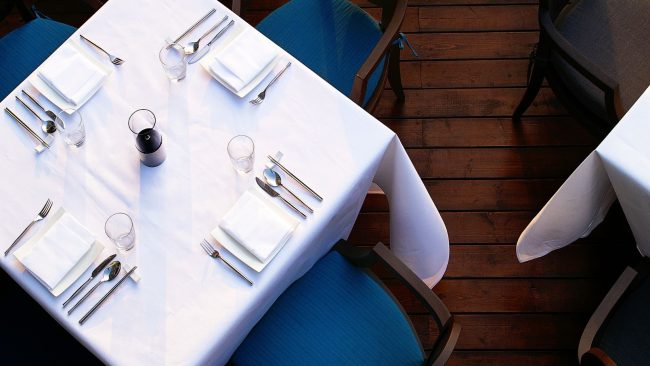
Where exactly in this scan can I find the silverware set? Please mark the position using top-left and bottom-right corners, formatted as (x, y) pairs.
(4, 107), (51, 152)
(4, 198), (53, 256)
(80, 34), (125, 65)
(188, 19), (235, 64)
(183, 15), (228, 55)
(200, 239), (253, 286)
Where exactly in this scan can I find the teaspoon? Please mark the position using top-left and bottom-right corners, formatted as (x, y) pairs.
(15, 96), (56, 133)
(68, 261), (121, 315)
(263, 168), (314, 213)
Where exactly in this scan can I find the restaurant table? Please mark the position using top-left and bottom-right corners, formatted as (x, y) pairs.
(517, 85), (650, 262)
(0, 0), (450, 364)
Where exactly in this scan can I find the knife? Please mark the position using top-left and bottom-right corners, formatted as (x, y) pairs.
(188, 19), (235, 64)
(79, 266), (138, 325)
(62, 254), (116, 308)
(256, 177), (307, 219)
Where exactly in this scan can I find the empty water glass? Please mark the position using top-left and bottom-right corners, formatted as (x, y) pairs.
(105, 213), (135, 251)
(227, 135), (255, 173)
(55, 109), (85, 147)
(159, 43), (187, 81)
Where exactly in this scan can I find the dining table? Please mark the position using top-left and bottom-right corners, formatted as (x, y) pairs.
(0, 0), (450, 364)
(517, 85), (650, 262)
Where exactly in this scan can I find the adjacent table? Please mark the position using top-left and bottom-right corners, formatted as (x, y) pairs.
(0, 0), (450, 364)
(517, 86), (650, 262)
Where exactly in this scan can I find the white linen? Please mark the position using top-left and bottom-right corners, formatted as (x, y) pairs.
(517, 85), (650, 261)
(219, 190), (294, 262)
(37, 43), (107, 106)
(209, 29), (277, 92)
(18, 212), (94, 290)
(0, 0), (449, 365)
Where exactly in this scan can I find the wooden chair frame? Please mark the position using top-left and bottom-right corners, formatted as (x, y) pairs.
(578, 257), (650, 365)
(513, 0), (625, 136)
(333, 239), (460, 366)
(231, 0), (407, 112)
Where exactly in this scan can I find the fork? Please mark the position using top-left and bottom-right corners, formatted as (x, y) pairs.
(200, 239), (253, 285)
(79, 35), (125, 65)
(249, 62), (292, 105)
(4, 199), (53, 256)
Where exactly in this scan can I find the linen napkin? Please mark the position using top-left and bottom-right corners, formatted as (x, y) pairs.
(219, 190), (294, 262)
(37, 43), (108, 106)
(19, 212), (94, 290)
(209, 29), (277, 92)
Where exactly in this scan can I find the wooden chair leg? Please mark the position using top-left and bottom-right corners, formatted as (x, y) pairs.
(513, 42), (548, 122)
(388, 44), (405, 101)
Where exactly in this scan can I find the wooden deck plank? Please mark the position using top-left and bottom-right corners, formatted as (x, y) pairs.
(419, 5), (538, 32)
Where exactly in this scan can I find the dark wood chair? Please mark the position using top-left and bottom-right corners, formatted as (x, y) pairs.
(231, 240), (460, 365)
(513, 0), (650, 136)
(578, 258), (650, 366)
(231, 0), (407, 112)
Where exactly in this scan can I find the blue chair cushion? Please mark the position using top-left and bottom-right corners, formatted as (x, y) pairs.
(232, 251), (425, 366)
(256, 0), (385, 107)
(596, 275), (650, 366)
(0, 17), (76, 100)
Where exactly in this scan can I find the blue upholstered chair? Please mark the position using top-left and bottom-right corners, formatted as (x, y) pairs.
(0, 0), (78, 100)
(232, 0), (407, 112)
(231, 240), (460, 366)
(513, 0), (650, 136)
(578, 258), (650, 366)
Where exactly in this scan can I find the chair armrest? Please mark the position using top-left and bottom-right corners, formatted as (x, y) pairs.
(581, 347), (617, 366)
(427, 318), (461, 366)
(231, 0), (242, 17)
(349, 0), (407, 105)
(539, 7), (624, 120)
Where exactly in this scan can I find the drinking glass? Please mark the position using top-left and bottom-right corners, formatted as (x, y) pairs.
(159, 43), (187, 81)
(227, 135), (255, 173)
(55, 109), (85, 147)
(105, 213), (136, 251)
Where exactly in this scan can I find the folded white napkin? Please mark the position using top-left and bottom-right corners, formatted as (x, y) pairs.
(219, 190), (294, 262)
(209, 29), (277, 92)
(19, 212), (94, 290)
(37, 43), (108, 106)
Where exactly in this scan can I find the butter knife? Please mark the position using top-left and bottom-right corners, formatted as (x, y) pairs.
(188, 19), (235, 64)
(256, 177), (307, 219)
(63, 254), (116, 308)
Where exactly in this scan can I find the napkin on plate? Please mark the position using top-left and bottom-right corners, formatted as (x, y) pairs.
(219, 190), (294, 262)
(209, 29), (277, 92)
(37, 43), (108, 106)
(19, 212), (94, 290)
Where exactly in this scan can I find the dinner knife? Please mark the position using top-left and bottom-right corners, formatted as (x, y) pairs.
(188, 19), (235, 64)
(256, 177), (307, 219)
(62, 254), (116, 308)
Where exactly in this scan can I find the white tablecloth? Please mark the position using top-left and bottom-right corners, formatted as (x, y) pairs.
(517, 86), (650, 262)
(0, 0), (449, 364)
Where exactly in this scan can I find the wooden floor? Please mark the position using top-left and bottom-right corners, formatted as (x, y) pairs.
(1, 1), (639, 365)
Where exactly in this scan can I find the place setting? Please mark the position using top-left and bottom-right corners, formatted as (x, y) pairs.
(4, 198), (140, 325)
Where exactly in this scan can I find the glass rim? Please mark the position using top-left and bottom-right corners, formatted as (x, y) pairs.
(227, 135), (255, 157)
(128, 108), (156, 134)
(159, 43), (186, 66)
(104, 212), (134, 238)
(54, 108), (82, 129)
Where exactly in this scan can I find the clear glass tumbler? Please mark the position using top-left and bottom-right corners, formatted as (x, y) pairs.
(105, 213), (136, 251)
(159, 43), (187, 81)
(227, 135), (255, 173)
(55, 109), (85, 147)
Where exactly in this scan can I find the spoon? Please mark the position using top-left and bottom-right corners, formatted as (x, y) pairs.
(68, 261), (121, 315)
(184, 15), (228, 55)
(22, 90), (57, 121)
(15, 96), (56, 134)
(263, 168), (314, 213)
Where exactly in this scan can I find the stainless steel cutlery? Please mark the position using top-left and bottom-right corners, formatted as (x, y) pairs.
(15, 96), (56, 134)
(263, 168), (313, 213)
(80, 34), (125, 65)
(250, 62), (291, 105)
(4, 199), (53, 256)
(173, 8), (216, 44)
(68, 261), (121, 315)
(4, 107), (50, 152)
(200, 239), (253, 285)
(183, 15), (228, 55)
(256, 177), (307, 219)
(63, 254), (117, 308)
(79, 266), (138, 325)
(188, 19), (235, 64)
(22, 89), (56, 120)
(267, 155), (323, 201)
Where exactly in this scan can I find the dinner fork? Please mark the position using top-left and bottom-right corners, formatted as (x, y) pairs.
(4, 199), (53, 256)
(200, 239), (253, 285)
(249, 62), (292, 105)
(79, 35), (125, 65)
